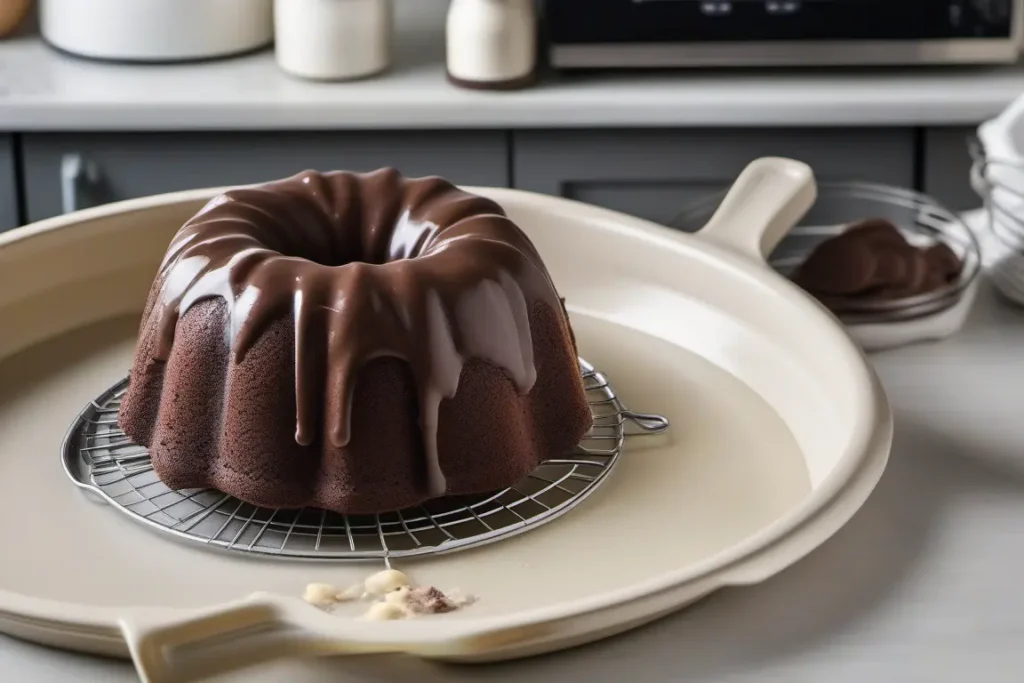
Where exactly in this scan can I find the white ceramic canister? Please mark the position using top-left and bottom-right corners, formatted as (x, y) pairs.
(275, 0), (393, 81)
(41, 0), (274, 62)
(446, 0), (537, 89)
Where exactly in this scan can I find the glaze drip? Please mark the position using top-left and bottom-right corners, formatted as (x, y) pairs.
(146, 169), (561, 497)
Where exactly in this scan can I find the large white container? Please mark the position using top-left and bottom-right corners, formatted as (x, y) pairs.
(274, 0), (393, 81)
(40, 0), (274, 63)
(446, 0), (537, 89)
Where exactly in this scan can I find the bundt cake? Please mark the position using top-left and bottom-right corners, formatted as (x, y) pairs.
(118, 168), (593, 514)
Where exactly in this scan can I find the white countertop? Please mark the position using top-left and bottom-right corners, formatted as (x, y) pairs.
(5, 268), (1024, 681)
(1, 26), (1024, 131)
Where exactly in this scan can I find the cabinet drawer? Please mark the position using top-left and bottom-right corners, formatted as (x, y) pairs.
(513, 129), (915, 227)
(0, 135), (18, 233)
(21, 132), (510, 223)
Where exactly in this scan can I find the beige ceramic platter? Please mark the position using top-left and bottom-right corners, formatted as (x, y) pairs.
(0, 158), (892, 683)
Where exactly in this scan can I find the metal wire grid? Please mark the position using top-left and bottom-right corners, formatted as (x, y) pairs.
(62, 359), (668, 562)
(971, 136), (1024, 246)
(968, 136), (1024, 304)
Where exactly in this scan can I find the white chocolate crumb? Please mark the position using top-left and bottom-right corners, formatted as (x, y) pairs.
(384, 585), (413, 606)
(446, 588), (477, 608)
(337, 583), (364, 601)
(364, 568), (411, 596)
(363, 600), (409, 621)
(303, 583), (341, 607)
(302, 570), (477, 618)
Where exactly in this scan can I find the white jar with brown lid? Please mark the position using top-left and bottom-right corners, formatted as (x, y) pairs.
(446, 0), (537, 90)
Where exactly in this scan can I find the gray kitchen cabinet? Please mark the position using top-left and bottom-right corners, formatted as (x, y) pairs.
(512, 129), (916, 227)
(923, 127), (981, 212)
(0, 135), (18, 232)
(21, 132), (509, 223)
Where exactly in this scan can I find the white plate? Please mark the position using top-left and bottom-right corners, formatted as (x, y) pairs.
(0, 158), (892, 682)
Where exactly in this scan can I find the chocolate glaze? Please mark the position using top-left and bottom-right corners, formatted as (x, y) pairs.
(120, 168), (592, 512)
(793, 218), (963, 315)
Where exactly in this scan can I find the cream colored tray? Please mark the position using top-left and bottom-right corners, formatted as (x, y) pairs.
(0, 158), (892, 683)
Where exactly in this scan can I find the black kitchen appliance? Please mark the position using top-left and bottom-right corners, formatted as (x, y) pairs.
(544, 0), (1023, 68)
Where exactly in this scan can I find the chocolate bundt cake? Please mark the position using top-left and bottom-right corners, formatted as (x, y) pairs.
(118, 168), (593, 514)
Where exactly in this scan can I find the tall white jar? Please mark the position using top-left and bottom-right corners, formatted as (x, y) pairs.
(275, 0), (393, 81)
(446, 0), (537, 89)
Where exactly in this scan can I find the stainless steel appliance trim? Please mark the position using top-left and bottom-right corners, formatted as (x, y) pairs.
(551, 38), (1023, 68)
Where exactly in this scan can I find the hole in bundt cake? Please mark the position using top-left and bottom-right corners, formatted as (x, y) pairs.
(272, 208), (438, 267)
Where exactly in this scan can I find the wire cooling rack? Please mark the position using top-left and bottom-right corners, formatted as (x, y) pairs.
(62, 359), (668, 562)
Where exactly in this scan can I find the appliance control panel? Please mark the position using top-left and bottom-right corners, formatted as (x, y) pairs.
(544, 0), (1018, 43)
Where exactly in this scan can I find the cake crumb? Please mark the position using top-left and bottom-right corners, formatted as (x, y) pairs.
(366, 585), (460, 619)
(302, 569), (477, 619)
(446, 588), (477, 608)
(363, 600), (408, 621)
(337, 583), (364, 601)
(384, 585), (413, 606)
(406, 586), (456, 614)
(303, 583), (341, 607)
(364, 568), (411, 597)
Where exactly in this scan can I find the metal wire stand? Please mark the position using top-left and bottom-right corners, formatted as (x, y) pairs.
(62, 359), (668, 562)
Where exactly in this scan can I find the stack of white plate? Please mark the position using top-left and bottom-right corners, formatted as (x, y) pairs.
(972, 94), (1024, 306)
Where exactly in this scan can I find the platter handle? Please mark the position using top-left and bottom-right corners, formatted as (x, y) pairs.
(120, 593), (303, 683)
(696, 156), (817, 263)
(120, 591), (546, 683)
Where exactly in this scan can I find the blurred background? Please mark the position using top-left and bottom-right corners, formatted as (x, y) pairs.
(0, 0), (1017, 231)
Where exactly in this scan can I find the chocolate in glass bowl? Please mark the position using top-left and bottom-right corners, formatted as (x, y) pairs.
(669, 181), (981, 324)
(792, 218), (964, 316)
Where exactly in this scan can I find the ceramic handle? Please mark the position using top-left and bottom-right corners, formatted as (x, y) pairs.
(120, 592), (546, 683)
(121, 594), (294, 683)
(119, 593), (387, 683)
(696, 157), (817, 262)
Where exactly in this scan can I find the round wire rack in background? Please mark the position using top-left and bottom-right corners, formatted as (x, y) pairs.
(671, 181), (981, 324)
(62, 359), (668, 562)
(970, 134), (1024, 241)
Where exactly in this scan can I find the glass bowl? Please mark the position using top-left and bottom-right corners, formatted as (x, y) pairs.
(670, 182), (981, 325)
